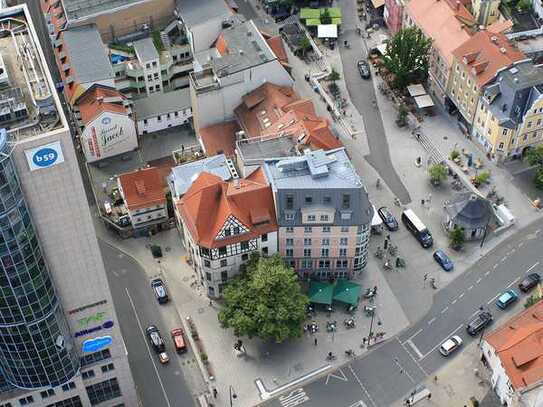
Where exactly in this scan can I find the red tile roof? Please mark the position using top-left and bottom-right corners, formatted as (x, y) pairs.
(199, 121), (240, 157)
(179, 168), (277, 248)
(118, 167), (166, 211)
(234, 82), (342, 150)
(265, 36), (289, 65)
(78, 86), (129, 125)
(485, 301), (543, 391)
(452, 31), (525, 87)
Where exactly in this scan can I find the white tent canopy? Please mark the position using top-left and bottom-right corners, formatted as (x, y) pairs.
(407, 84), (426, 97)
(371, 205), (383, 227)
(414, 94), (435, 108)
(318, 24), (338, 38)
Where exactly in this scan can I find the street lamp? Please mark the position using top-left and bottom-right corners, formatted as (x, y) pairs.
(229, 385), (237, 407)
(367, 310), (375, 344)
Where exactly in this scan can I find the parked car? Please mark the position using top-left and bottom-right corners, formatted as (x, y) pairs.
(146, 325), (165, 353)
(357, 60), (371, 79)
(378, 206), (399, 231)
(439, 335), (463, 356)
(171, 328), (187, 354)
(433, 250), (454, 271)
(496, 289), (519, 310)
(519, 273), (541, 292)
(158, 352), (170, 364)
(151, 278), (169, 304)
(466, 311), (492, 336)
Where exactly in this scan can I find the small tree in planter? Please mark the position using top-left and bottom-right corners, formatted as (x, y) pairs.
(396, 104), (408, 127)
(449, 226), (465, 251)
(328, 68), (341, 82)
(472, 171), (490, 188)
(428, 163), (448, 186)
(450, 149), (460, 162)
(200, 352), (209, 365)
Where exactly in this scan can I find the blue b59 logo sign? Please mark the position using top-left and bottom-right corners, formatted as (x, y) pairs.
(25, 141), (64, 171)
(32, 148), (58, 168)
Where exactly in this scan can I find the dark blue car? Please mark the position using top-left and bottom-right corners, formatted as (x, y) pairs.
(433, 250), (454, 271)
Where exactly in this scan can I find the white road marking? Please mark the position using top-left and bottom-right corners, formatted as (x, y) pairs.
(506, 276), (521, 289)
(468, 285), (473, 291)
(325, 368), (348, 384)
(403, 328), (424, 344)
(421, 325), (464, 359)
(536, 228), (541, 235)
(484, 271), (490, 276)
(406, 339), (424, 359)
(348, 365), (378, 407)
(493, 264), (498, 270)
(509, 249), (516, 255)
(459, 293), (465, 299)
(279, 388), (309, 407)
(349, 401), (368, 407)
(451, 299), (457, 305)
(125, 288), (172, 407)
(392, 357), (415, 383)
(398, 339), (429, 376)
(441, 307), (449, 314)
(526, 262), (540, 274)
(487, 293), (501, 305)
(476, 278), (482, 284)
(428, 317), (436, 325)
(257, 365), (332, 400)
(501, 257), (508, 263)
(519, 242), (524, 248)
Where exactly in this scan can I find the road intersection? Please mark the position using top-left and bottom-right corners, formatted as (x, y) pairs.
(262, 219), (543, 407)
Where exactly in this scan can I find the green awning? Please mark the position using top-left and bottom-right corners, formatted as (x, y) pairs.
(305, 18), (321, 26)
(300, 8), (321, 19)
(333, 279), (361, 305)
(326, 7), (342, 17)
(331, 17), (342, 25)
(309, 281), (334, 305)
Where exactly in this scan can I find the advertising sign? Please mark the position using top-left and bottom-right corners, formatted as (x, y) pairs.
(74, 320), (114, 338)
(82, 336), (112, 353)
(81, 113), (138, 162)
(24, 141), (64, 171)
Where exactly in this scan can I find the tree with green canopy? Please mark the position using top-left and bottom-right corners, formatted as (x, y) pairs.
(218, 254), (309, 343)
(382, 27), (432, 90)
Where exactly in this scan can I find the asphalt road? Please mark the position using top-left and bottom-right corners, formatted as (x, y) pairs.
(337, 1), (411, 205)
(99, 240), (197, 407)
(263, 218), (543, 407)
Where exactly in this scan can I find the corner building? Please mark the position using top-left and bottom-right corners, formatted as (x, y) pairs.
(0, 5), (136, 407)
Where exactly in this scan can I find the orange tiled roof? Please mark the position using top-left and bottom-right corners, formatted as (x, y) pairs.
(215, 33), (229, 56)
(265, 36), (289, 65)
(452, 31), (525, 87)
(178, 168), (277, 248)
(406, 0), (475, 66)
(485, 301), (543, 390)
(118, 167), (166, 211)
(78, 86), (128, 125)
(199, 121), (240, 157)
(234, 82), (342, 150)
(488, 20), (514, 34)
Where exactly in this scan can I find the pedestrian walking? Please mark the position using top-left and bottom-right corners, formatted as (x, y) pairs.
(213, 388), (218, 399)
(209, 300), (213, 307)
(433, 375), (438, 383)
(424, 273), (428, 281)
(314, 337), (318, 346)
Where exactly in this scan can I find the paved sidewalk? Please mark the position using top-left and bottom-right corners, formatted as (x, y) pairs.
(96, 223), (409, 407)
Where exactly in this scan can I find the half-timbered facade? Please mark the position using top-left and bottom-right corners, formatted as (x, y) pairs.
(178, 168), (278, 297)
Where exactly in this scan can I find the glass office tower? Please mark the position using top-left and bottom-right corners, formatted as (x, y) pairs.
(0, 133), (78, 389)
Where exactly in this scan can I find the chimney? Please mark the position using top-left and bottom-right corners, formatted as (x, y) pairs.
(456, 0), (460, 10)
(234, 178), (241, 189)
(500, 47), (506, 53)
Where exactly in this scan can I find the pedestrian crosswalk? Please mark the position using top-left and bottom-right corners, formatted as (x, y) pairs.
(278, 388), (309, 407)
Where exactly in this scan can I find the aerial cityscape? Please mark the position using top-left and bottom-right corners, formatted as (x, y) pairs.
(0, 0), (540, 405)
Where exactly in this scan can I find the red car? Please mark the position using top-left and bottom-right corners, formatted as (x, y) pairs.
(171, 328), (187, 354)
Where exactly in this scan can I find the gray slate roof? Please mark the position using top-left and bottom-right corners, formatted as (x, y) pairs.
(168, 154), (232, 198)
(213, 20), (276, 77)
(444, 193), (493, 229)
(133, 37), (159, 63)
(484, 60), (543, 128)
(62, 0), (142, 21)
(264, 148), (363, 190)
(63, 25), (113, 84)
(237, 136), (297, 161)
(178, 0), (232, 27)
(133, 88), (191, 120)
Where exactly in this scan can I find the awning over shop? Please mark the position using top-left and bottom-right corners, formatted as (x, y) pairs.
(414, 94), (435, 108)
(309, 281), (334, 305)
(305, 18), (321, 26)
(333, 280), (361, 305)
(376, 43), (387, 55)
(327, 7), (342, 17)
(318, 24), (338, 38)
(331, 17), (342, 25)
(371, 205), (383, 227)
(407, 84), (426, 97)
(300, 8), (321, 19)
(371, 0), (385, 8)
